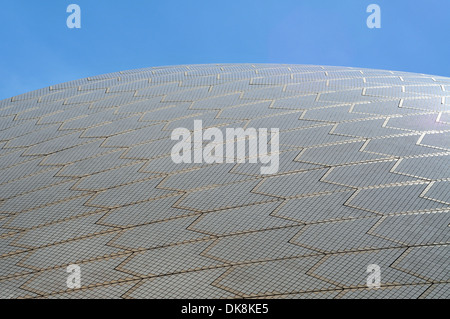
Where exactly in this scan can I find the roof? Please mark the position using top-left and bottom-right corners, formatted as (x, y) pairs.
(0, 64), (449, 299)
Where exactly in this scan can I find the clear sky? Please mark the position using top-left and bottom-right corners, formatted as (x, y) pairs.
(1, 0), (449, 100)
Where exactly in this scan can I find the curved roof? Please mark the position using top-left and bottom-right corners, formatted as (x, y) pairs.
(0, 64), (449, 299)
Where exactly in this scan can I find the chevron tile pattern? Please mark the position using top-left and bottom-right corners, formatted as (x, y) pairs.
(0, 64), (449, 299)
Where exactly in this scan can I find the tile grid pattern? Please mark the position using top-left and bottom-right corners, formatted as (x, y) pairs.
(0, 64), (449, 299)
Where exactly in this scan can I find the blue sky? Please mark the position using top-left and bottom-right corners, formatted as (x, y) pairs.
(1, 0), (449, 100)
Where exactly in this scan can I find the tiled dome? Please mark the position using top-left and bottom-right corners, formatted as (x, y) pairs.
(0, 64), (449, 299)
